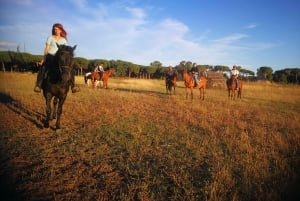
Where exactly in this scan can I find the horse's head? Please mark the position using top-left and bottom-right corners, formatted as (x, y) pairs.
(174, 70), (178, 78)
(182, 68), (189, 79)
(55, 44), (77, 81)
(106, 68), (115, 76)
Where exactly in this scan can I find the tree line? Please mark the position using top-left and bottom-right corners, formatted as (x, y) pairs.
(0, 51), (299, 84)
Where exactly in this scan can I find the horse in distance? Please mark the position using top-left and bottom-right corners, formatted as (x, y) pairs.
(182, 68), (207, 100)
(90, 68), (114, 89)
(166, 70), (178, 94)
(182, 68), (194, 99)
(197, 74), (208, 100)
(226, 75), (243, 100)
(41, 44), (77, 129)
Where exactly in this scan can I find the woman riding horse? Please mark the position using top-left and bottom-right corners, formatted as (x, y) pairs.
(34, 23), (79, 93)
(42, 44), (77, 129)
(182, 68), (207, 100)
(227, 65), (242, 99)
(91, 68), (114, 89)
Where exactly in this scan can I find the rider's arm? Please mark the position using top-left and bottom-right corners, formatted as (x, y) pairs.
(44, 44), (50, 55)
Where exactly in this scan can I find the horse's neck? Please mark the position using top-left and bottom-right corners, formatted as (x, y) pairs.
(105, 70), (112, 76)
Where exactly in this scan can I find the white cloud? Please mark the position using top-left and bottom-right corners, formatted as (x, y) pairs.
(244, 23), (258, 29)
(212, 33), (249, 44)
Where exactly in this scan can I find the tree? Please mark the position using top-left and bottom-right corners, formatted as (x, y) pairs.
(257, 66), (273, 81)
(213, 65), (230, 72)
(150, 61), (162, 67)
(273, 68), (300, 84)
(73, 57), (89, 75)
(127, 63), (140, 78)
(198, 65), (212, 72)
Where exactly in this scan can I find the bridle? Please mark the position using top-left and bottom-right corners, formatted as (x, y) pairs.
(57, 50), (73, 77)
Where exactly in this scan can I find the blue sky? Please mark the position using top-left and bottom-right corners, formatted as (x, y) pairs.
(0, 0), (299, 73)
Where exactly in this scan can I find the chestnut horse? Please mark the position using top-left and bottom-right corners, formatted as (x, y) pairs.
(166, 70), (178, 94)
(91, 68), (114, 89)
(42, 44), (76, 129)
(226, 76), (243, 100)
(182, 69), (207, 100)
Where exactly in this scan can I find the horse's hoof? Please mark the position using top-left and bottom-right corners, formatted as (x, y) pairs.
(71, 87), (80, 93)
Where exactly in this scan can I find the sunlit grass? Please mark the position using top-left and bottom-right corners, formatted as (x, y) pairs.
(0, 72), (299, 201)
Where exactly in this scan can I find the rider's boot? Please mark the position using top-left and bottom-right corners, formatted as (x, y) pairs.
(70, 71), (80, 93)
(34, 66), (44, 92)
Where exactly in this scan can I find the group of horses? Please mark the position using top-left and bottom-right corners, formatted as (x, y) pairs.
(165, 68), (242, 100)
(38, 43), (242, 130)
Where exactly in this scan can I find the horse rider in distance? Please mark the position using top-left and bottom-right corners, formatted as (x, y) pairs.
(231, 65), (239, 90)
(190, 63), (199, 87)
(166, 65), (175, 84)
(94, 63), (104, 80)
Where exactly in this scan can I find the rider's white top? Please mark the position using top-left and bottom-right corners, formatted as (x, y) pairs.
(231, 69), (239, 77)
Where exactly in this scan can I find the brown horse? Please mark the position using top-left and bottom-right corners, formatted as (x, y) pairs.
(91, 68), (114, 89)
(166, 70), (178, 94)
(226, 76), (243, 100)
(182, 69), (207, 100)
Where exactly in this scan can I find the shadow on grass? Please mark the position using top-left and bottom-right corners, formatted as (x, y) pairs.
(0, 92), (45, 129)
(0, 153), (24, 201)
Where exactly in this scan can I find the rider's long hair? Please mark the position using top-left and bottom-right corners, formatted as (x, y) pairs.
(52, 23), (67, 39)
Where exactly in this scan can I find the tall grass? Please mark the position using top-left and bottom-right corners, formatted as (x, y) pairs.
(0, 72), (299, 201)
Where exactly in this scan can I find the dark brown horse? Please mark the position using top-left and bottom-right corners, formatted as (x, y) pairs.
(42, 44), (76, 129)
(226, 76), (243, 100)
(182, 69), (207, 100)
(91, 68), (114, 89)
(166, 70), (178, 94)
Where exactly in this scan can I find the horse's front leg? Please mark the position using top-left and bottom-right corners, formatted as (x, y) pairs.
(44, 94), (52, 128)
(104, 81), (108, 89)
(51, 97), (58, 120)
(55, 96), (67, 129)
(233, 90), (236, 100)
(238, 90), (242, 99)
(185, 87), (188, 99)
(199, 88), (204, 100)
(165, 81), (168, 94)
(227, 89), (230, 99)
(91, 78), (95, 88)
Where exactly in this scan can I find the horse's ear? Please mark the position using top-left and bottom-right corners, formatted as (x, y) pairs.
(72, 45), (77, 51)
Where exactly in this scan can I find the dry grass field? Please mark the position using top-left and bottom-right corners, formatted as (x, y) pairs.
(0, 72), (299, 201)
